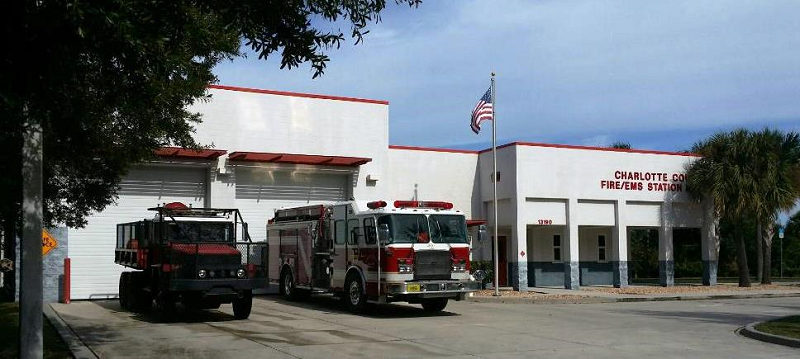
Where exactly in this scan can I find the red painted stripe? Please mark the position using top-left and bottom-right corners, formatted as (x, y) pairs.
(478, 141), (701, 157)
(388, 145), (479, 154)
(208, 84), (389, 105)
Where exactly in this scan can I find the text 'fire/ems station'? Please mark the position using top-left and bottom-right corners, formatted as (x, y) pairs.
(11, 84), (718, 301)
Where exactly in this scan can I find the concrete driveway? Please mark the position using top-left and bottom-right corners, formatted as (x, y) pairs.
(51, 295), (800, 358)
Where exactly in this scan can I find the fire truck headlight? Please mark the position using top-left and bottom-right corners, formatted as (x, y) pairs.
(452, 260), (467, 273)
(198, 269), (207, 279)
(397, 259), (413, 274)
(237, 269), (246, 278)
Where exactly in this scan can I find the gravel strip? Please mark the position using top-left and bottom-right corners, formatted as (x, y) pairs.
(472, 290), (589, 300)
(583, 284), (799, 295)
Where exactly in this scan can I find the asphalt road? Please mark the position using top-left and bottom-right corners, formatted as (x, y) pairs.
(51, 295), (800, 358)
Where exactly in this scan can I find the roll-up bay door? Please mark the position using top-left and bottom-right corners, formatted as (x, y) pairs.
(235, 167), (349, 242)
(69, 166), (207, 299)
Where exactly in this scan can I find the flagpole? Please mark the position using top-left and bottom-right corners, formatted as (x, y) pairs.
(491, 72), (500, 297)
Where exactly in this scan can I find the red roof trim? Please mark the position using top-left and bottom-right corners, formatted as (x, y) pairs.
(477, 142), (701, 157)
(155, 147), (227, 159)
(208, 84), (389, 105)
(228, 151), (372, 167)
(388, 145), (479, 154)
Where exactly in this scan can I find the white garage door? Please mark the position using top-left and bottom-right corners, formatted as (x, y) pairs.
(234, 167), (349, 242)
(69, 166), (207, 299)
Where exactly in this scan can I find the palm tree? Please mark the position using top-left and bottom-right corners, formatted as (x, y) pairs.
(610, 141), (632, 149)
(751, 129), (800, 284)
(687, 129), (759, 287)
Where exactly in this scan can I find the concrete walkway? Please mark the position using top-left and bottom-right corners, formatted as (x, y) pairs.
(469, 285), (800, 304)
(535, 285), (800, 301)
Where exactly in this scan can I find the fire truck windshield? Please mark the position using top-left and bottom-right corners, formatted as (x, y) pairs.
(377, 214), (468, 244)
(377, 214), (428, 244)
(165, 221), (234, 242)
(428, 215), (468, 243)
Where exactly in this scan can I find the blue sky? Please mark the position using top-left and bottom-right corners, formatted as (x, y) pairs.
(213, 0), (800, 221)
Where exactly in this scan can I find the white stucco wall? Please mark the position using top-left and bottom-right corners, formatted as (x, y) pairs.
(514, 144), (698, 205)
(189, 86), (390, 202)
(384, 147), (478, 219)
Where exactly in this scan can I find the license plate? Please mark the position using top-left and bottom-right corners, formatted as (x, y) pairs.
(407, 284), (421, 292)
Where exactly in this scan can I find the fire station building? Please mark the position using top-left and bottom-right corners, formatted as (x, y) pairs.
(12, 84), (718, 300)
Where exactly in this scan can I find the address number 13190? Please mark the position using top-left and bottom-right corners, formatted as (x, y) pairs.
(538, 219), (553, 225)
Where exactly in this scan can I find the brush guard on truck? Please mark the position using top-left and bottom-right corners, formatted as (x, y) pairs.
(164, 241), (268, 293)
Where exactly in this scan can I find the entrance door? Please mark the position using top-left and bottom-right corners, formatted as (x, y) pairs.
(496, 236), (508, 287)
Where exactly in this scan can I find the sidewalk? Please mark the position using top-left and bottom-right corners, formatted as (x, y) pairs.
(469, 283), (800, 304)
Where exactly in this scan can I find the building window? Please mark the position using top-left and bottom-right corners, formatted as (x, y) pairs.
(598, 235), (607, 262)
(552, 234), (562, 262)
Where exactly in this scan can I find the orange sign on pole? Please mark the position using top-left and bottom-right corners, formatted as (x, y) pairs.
(42, 229), (58, 256)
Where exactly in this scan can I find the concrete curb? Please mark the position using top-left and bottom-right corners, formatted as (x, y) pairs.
(44, 304), (98, 359)
(739, 320), (800, 348)
(468, 291), (800, 305)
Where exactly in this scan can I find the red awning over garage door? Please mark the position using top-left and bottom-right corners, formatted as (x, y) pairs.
(155, 147), (227, 159)
(228, 151), (371, 167)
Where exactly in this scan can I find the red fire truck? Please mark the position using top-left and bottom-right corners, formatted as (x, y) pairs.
(267, 200), (483, 313)
(115, 202), (267, 320)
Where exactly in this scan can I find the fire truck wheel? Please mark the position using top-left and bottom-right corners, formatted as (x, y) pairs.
(156, 292), (176, 322)
(344, 275), (367, 313)
(118, 273), (130, 310)
(232, 290), (253, 319)
(421, 298), (448, 312)
(280, 269), (298, 301)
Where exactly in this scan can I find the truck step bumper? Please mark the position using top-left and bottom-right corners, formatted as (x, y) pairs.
(382, 280), (481, 297)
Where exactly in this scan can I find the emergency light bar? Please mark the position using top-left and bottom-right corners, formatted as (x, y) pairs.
(367, 200), (388, 209)
(393, 200), (454, 210)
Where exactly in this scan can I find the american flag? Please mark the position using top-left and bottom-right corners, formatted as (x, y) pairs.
(471, 87), (493, 134)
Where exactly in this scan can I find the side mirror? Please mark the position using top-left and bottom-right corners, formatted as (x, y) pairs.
(378, 223), (390, 245)
(477, 224), (488, 242)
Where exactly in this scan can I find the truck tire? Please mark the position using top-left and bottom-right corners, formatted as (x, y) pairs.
(118, 272), (130, 310)
(232, 290), (253, 319)
(344, 274), (367, 313)
(421, 298), (448, 312)
(130, 272), (151, 313)
(280, 269), (299, 301)
(156, 291), (176, 322)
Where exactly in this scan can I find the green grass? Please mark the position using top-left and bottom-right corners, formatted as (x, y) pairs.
(755, 316), (800, 339)
(0, 302), (73, 359)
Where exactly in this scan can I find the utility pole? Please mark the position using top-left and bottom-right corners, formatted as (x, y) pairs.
(20, 117), (43, 359)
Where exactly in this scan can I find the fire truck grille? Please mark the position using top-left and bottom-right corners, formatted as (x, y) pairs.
(414, 250), (451, 280)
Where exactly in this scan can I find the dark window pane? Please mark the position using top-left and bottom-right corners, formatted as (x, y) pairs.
(599, 248), (606, 261)
(554, 248), (561, 261)
(553, 234), (561, 247)
(598, 235), (606, 247)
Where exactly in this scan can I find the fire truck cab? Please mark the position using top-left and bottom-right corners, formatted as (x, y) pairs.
(267, 200), (482, 313)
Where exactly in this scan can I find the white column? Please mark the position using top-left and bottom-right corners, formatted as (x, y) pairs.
(701, 199), (719, 286)
(207, 156), (237, 208)
(659, 200), (674, 286)
(511, 212), (528, 291)
(564, 198), (580, 289)
(612, 200), (629, 288)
